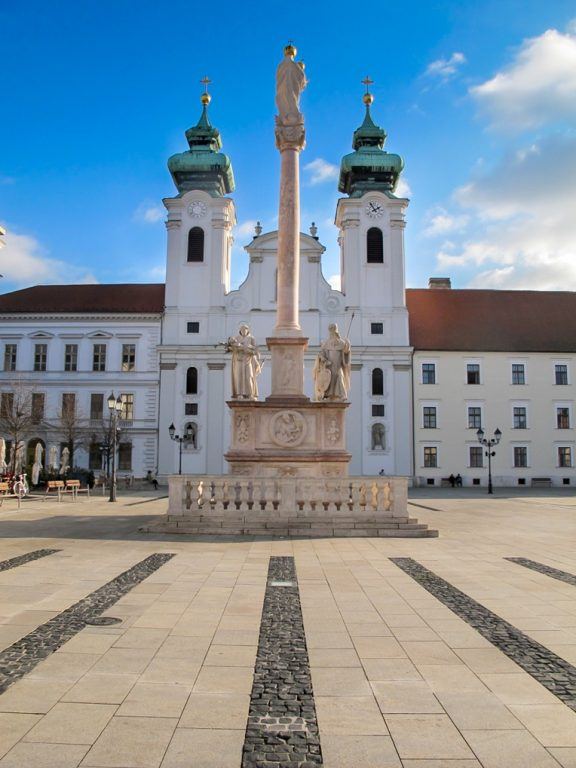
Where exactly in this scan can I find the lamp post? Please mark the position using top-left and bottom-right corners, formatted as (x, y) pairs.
(477, 427), (502, 495)
(168, 423), (194, 475)
(107, 392), (123, 502)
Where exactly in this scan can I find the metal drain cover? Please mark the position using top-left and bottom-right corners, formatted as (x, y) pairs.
(84, 616), (122, 626)
(269, 580), (295, 587)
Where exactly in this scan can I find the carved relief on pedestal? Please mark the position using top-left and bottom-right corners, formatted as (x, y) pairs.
(236, 414), (251, 444)
(326, 417), (340, 445)
(270, 410), (307, 447)
(281, 350), (296, 388)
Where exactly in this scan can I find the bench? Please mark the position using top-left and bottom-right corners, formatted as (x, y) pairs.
(531, 477), (552, 488)
(44, 480), (64, 501)
(0, 482), (11, 507)
(64, 479), (90, 499)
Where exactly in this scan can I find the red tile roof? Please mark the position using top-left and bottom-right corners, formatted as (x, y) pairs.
(0, 284), (165, 314)
(406, 288), (576, 352)
(0, 283), (573, 352)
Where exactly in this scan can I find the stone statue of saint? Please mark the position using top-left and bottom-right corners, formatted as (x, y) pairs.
(226, 324), (262, 400)
(313, 324), (351, 401)
(371, 423), (386, 450)
(276, 44), (307, 125)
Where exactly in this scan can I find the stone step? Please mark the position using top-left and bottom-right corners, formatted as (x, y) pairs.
(148, 523), (438, 538)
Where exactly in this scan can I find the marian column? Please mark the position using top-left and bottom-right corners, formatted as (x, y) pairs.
(267, 43), (309, 400)
(225, 45), (351, 477)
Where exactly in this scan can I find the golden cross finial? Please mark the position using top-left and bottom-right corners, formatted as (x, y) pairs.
(362, 76), (374, 93)
(200, 76), (212, 105)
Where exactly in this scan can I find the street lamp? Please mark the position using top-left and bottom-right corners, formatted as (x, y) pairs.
(168, 422), (194, 475)
(477, 427), (502, 495)
(107, 392), (123, 502)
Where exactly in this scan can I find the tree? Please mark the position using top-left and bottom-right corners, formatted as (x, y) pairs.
(0, 380), (35, 474)
(89, 415), (126, 478)
(54, 395), (90, 467)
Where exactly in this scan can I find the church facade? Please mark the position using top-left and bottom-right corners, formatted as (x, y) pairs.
(1, 92), (575, 487)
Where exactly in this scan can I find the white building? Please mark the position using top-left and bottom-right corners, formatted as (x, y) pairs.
(0, 92), (574, 487)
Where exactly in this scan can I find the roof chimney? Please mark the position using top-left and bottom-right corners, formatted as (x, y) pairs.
(428, 277), (451, 290)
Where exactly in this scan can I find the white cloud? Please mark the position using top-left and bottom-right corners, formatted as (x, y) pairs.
(425, 52), (466, 79)
(133, 202), (165, 224)
(304, 158), (339, 185)
(327, 274), (341, 291)
(395, 177), (412, 198)
(234, 220), (259, 239)
(433, 133), (576, 289)
(0, 229), (97, 287)
(146, 265), (166, 280)
(470, 28), (576, 131)
(424, 207), (469, 237)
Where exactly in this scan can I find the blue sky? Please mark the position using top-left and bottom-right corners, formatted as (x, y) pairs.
(2, 0), (576, 294)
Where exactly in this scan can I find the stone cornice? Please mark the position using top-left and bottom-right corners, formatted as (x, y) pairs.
(0, 313), (162, 323)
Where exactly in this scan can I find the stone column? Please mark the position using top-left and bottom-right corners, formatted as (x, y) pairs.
(275, 145), (301, 335)
(267, 64), (309, 401)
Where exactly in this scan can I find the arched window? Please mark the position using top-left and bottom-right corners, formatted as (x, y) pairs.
(187, 227), (204, 262)
(186, 367), (198, 394)
(367, 227), (384, 264)
(372, 368), (384, 396)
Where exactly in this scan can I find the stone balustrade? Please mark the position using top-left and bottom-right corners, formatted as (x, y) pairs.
(168, 474), (408, 518)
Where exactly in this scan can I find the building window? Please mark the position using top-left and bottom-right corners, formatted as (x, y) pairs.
(372, 368), (384, 396)
(89, 443), (102, 470)
(61, 393), (76, 418)
(422, 363), (436, 385)
(92, 344), (106, 372)
(187, 227), (204, 262)
(64, 344), (78, 372)
(466, 363), (480, 384)
(187, 322), (200, 334)
(423, 406), (437, 429)
(555, 364), (569, 385)
(469, 446), (483, 468)
(423, 447), (438, 468)
(31, 393), (45, 424)
(118, 442), (132, 470)
(366, 227), (384, 263)
(558, 446), (572, 468)
(557, 407), (570, 429)
(468, 407), (482, 429)
(185, 403), (198, 416)
(121, 344), (136, 372)
(120, 393), (134, 422)
(34, 344), (47, 372)
(513, 406), (527, 429)
(512, 364), (525, 385)
(514, 446), (528, 468)
(3, 344), (17, 372)
(90, 394), (104, 421)
(372, 404), (385, 417)
(186, 367), (198, 395)
(370, 322), (384, 335)
(0, 393), (13, 417)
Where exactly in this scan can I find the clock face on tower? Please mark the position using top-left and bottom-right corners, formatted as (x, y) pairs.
(365, 200), (384, 219)
(188, 200), (207, 218)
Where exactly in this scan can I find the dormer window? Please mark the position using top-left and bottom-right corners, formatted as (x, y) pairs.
(187, 227), (204, 262)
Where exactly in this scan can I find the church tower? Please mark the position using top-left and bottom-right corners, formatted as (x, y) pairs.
(335, 83), (412, 476)
(158, 83), (236, 476)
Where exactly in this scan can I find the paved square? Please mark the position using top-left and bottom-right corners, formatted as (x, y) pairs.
(0, 489), (574, 766)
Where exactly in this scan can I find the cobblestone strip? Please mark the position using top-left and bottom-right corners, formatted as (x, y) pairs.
(505, 557), (576, 587)
(391, 557), (576, 711)
(242, 556), (323, 767)
(0, 549), (60, 572)
(0, 552), (175, 694)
